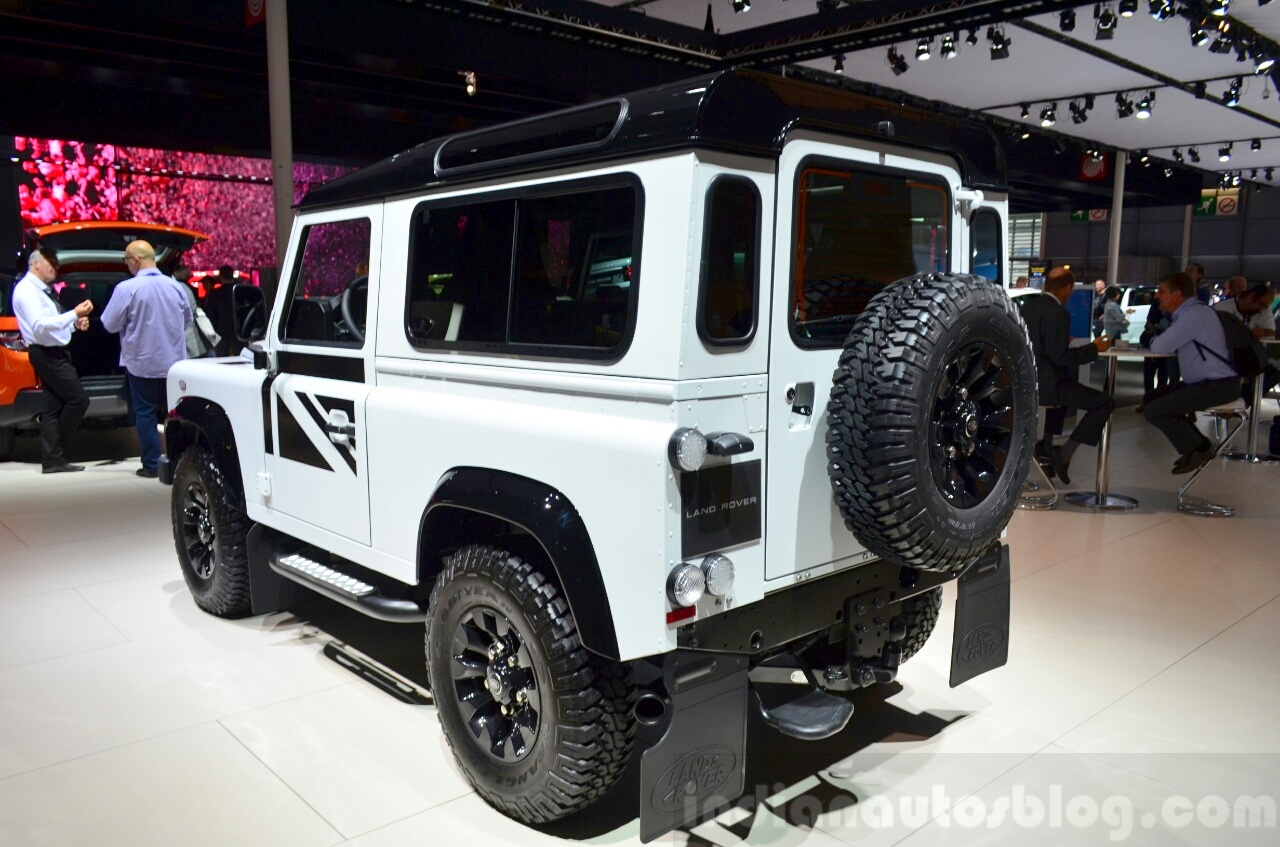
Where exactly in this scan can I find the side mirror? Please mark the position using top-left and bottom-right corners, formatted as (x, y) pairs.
(232, 283), (268, 343)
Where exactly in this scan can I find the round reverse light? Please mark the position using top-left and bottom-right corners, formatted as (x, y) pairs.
(668, 427), (708, 472)
(667, 563), (705, 607)
(700, 554), (735, 596)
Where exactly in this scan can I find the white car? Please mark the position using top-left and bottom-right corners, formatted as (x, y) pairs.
(1117, 285), (1157, 345)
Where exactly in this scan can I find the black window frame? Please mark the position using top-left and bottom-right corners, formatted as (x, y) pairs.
(403, 173), (644, 363)
(277, 216), (374, 351)
(970, 206), (1004, 287)
(788, 156), (952, 350)
(696, 175), (762, 349)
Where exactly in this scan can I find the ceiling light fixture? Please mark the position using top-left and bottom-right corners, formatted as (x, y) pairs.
(989, 26), (1011, 60)
(1220, 142), (1233, 161)
(1173, 148), (1184, 163)
(1208, 0), (1230, 15)
(731, 0), (750, 13)
(1136, 90), (1155, 118)
(1256, 53), (1276, 74)
(941, 33), (957, 59)
(1266, 168), (1274, 182)
(1223, 76), (1242, 107)
(1190, 23), (1208, 46)
(1252, 138), (1263, 151)
(1193, 80), (1207, 99)
(1061, 9), (1077, 31)
(917, 37), (932, 60)
(1115, 92), (1135, 118)
(1020, 102), (1030, 118)
(1232, 172), (1242, 187)
(1096, 3), (1118, 39)
(1041, 102), (1058, 127)
(833, 53), (845, 73)
(1189, 147), (1201, 163)
(966, 28), (979, 46)
(887, 46), (909, 75)
(1070, 99), (1090, 123)
(461, 70), (477, 97)
(1119, 0), (1138, 16)
(1164, 167), (1173, 177)
(1149, 0), (1175, 20)
(1208, 35), (1234, 54)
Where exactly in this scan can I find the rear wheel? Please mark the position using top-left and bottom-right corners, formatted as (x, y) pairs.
(171, 447), (252, 617)
(426, 544), (635, 824)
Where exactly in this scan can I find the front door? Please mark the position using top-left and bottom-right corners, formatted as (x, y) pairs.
(263, 209), (380, 546)
(764, 135), (961, 581)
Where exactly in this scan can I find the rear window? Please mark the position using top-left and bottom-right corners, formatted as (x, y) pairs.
(791, 161), (949, 348)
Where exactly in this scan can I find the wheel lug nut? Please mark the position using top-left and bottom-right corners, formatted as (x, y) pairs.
(516, 689), (527, 703)
(507, 655), (517, 667)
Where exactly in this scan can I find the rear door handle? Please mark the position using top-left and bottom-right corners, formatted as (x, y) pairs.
(325, 411), (355, 446)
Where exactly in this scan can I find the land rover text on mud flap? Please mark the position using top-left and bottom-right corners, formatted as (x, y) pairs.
(161, 69), (1035, 841)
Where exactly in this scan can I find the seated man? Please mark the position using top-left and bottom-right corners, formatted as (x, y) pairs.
(1214, 283), (1276, 339)
(1144, 272), (1241, 473)
(1021, 267), (1113, 484)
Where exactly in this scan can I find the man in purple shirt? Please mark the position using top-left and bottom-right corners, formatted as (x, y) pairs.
(100, 240), (192, 478)
(1143, 272), (1240, 474)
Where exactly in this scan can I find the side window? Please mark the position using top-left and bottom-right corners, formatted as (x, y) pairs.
(406, 181), (639, 357)
(698, 177), (759, 345)
(791, 163), (948, 347)
(511, 188), (636, 349)
(970, 208), (1003, 285)
(407, 200), (514, 345)
(281, 218), (371, 347)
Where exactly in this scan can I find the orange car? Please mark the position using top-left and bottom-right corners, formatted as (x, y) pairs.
(1, 221), (209, 461)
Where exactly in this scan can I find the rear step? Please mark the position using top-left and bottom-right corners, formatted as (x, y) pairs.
(755, 686), (854, 740)
(269, 552), (426, 623)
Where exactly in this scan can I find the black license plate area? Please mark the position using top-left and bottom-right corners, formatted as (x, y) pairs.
(679, 460), (761, 559)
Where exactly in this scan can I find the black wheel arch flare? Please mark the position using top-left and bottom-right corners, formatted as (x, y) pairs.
(419, 468), (620, 661)
(166, 397), (246, 501)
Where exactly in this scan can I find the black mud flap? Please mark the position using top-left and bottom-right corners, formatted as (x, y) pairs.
(949, 543), (1010, 688)
(639, 653), (748, 843)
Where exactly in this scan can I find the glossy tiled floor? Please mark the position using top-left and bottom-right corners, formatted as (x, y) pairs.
(2, 384), (1279, 846)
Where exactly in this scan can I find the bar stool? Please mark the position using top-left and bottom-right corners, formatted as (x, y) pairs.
(1178, 399), (1248, 517)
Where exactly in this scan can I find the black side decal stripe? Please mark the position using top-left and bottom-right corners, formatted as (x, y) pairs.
(336, 444), (357, 475)
(278, 351), (364, 383)
(277, 394), (332, 472)
(296, 391), (356, 475)
(261, 372), (279, 455)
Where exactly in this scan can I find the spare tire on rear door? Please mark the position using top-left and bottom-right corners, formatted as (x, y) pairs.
(826, 273), (1036, 574)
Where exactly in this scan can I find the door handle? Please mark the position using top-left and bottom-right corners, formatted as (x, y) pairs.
(788, 382), (815, 417)
(324, 411), (355, 446)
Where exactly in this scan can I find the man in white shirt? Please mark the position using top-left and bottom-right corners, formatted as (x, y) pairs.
(11, 247), (95, 472)
(1213, 284), (1276, 338)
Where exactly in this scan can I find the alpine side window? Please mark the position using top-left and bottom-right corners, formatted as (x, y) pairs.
(791, 163), (948, 348)
(971, 208), (1003, 285)
(510, 188), (636, 349)
(406, 200), (514, 345)
(698, 177), (759, 346)
(281, 218), (372, 347)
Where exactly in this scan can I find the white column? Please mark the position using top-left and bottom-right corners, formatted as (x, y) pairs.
(1105, 153), (1125, 286)
(266, 0), (294, 270)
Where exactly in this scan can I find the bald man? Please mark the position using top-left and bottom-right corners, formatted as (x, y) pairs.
(1020, 267), (1113, 484)
(100, 240), (192, 478)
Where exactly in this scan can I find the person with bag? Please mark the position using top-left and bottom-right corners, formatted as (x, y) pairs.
(1143, 272), (1242, 473)
(173, 266), (220, 358)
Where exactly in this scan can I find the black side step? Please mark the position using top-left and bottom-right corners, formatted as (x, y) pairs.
(268, 552), (426, 623)
(755, 687), (854, 740)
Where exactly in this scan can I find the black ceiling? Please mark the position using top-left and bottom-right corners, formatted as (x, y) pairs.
(0, 0), (1209, 210)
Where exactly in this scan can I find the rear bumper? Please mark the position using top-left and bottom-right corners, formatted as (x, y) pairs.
(0, 379), (129, 430)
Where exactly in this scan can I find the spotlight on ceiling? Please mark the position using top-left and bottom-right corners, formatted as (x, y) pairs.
(1136, 90), (1155, 118)
(989, 26), (1011, 60)
(1252, 137), (1263, 151)
(1266, 168), (1274, 182)
(1070, 100), (1089, 123)
(1138, 149), (1151, 164)
(1220, 142), (1233, 161)
(1115, 92), (1135, 118)
(1256, 53), (1276, 74)
(1193, 80), (1207, 99)
(1119, 0), (1138, 16)
(941, 33), (957, 59)
(461, 70), (477, 97)
(1096, 3), (1117, 39)
(1232, 172), (1242, 187)
(1149, 0), (1175, 20)
(1208, 0), (1230, 16)
(1251, 168), (1259, 178)
(965, 28), (979, 46)
(1020, 102), (1030, 118)
(887, 46), (909, 75)
(1164, 167), (1174, 177)
(1061, 9), (1076, 31)
(1172, 148), (1184, 163)
(1190, 23), (1208, 46)
(1223, 77), (1242, 107)
(1189, 147), (1201, 163)
(731, 0), (750, 12)
(1041, 102), (1058, 127)
(833, 53), (845, 73)
(917, 37), (932, 60)
(1208, 35), (1234, 54)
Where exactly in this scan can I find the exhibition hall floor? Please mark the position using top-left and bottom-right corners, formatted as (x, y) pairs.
(2, 395), (1279, 846)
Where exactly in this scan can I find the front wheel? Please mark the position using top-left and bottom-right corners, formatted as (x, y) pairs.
(425, 544), (635, 824)
(171, 447), (252, 617)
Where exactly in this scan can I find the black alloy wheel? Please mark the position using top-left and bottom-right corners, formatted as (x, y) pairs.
(170, 447), (252, 617)
(450, 606), (542, 761)
(929, 341), (1015, 509)
(179, 478), (218, 580)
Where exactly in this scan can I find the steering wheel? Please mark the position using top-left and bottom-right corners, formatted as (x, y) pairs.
(340, 275), (368, 343)
(239, 302), (265, 340)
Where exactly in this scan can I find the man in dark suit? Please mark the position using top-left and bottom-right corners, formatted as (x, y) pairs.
(1020, 267), (1113, 484)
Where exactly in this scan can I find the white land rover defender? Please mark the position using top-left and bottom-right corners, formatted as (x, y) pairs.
(161, 69), (1036, 841)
